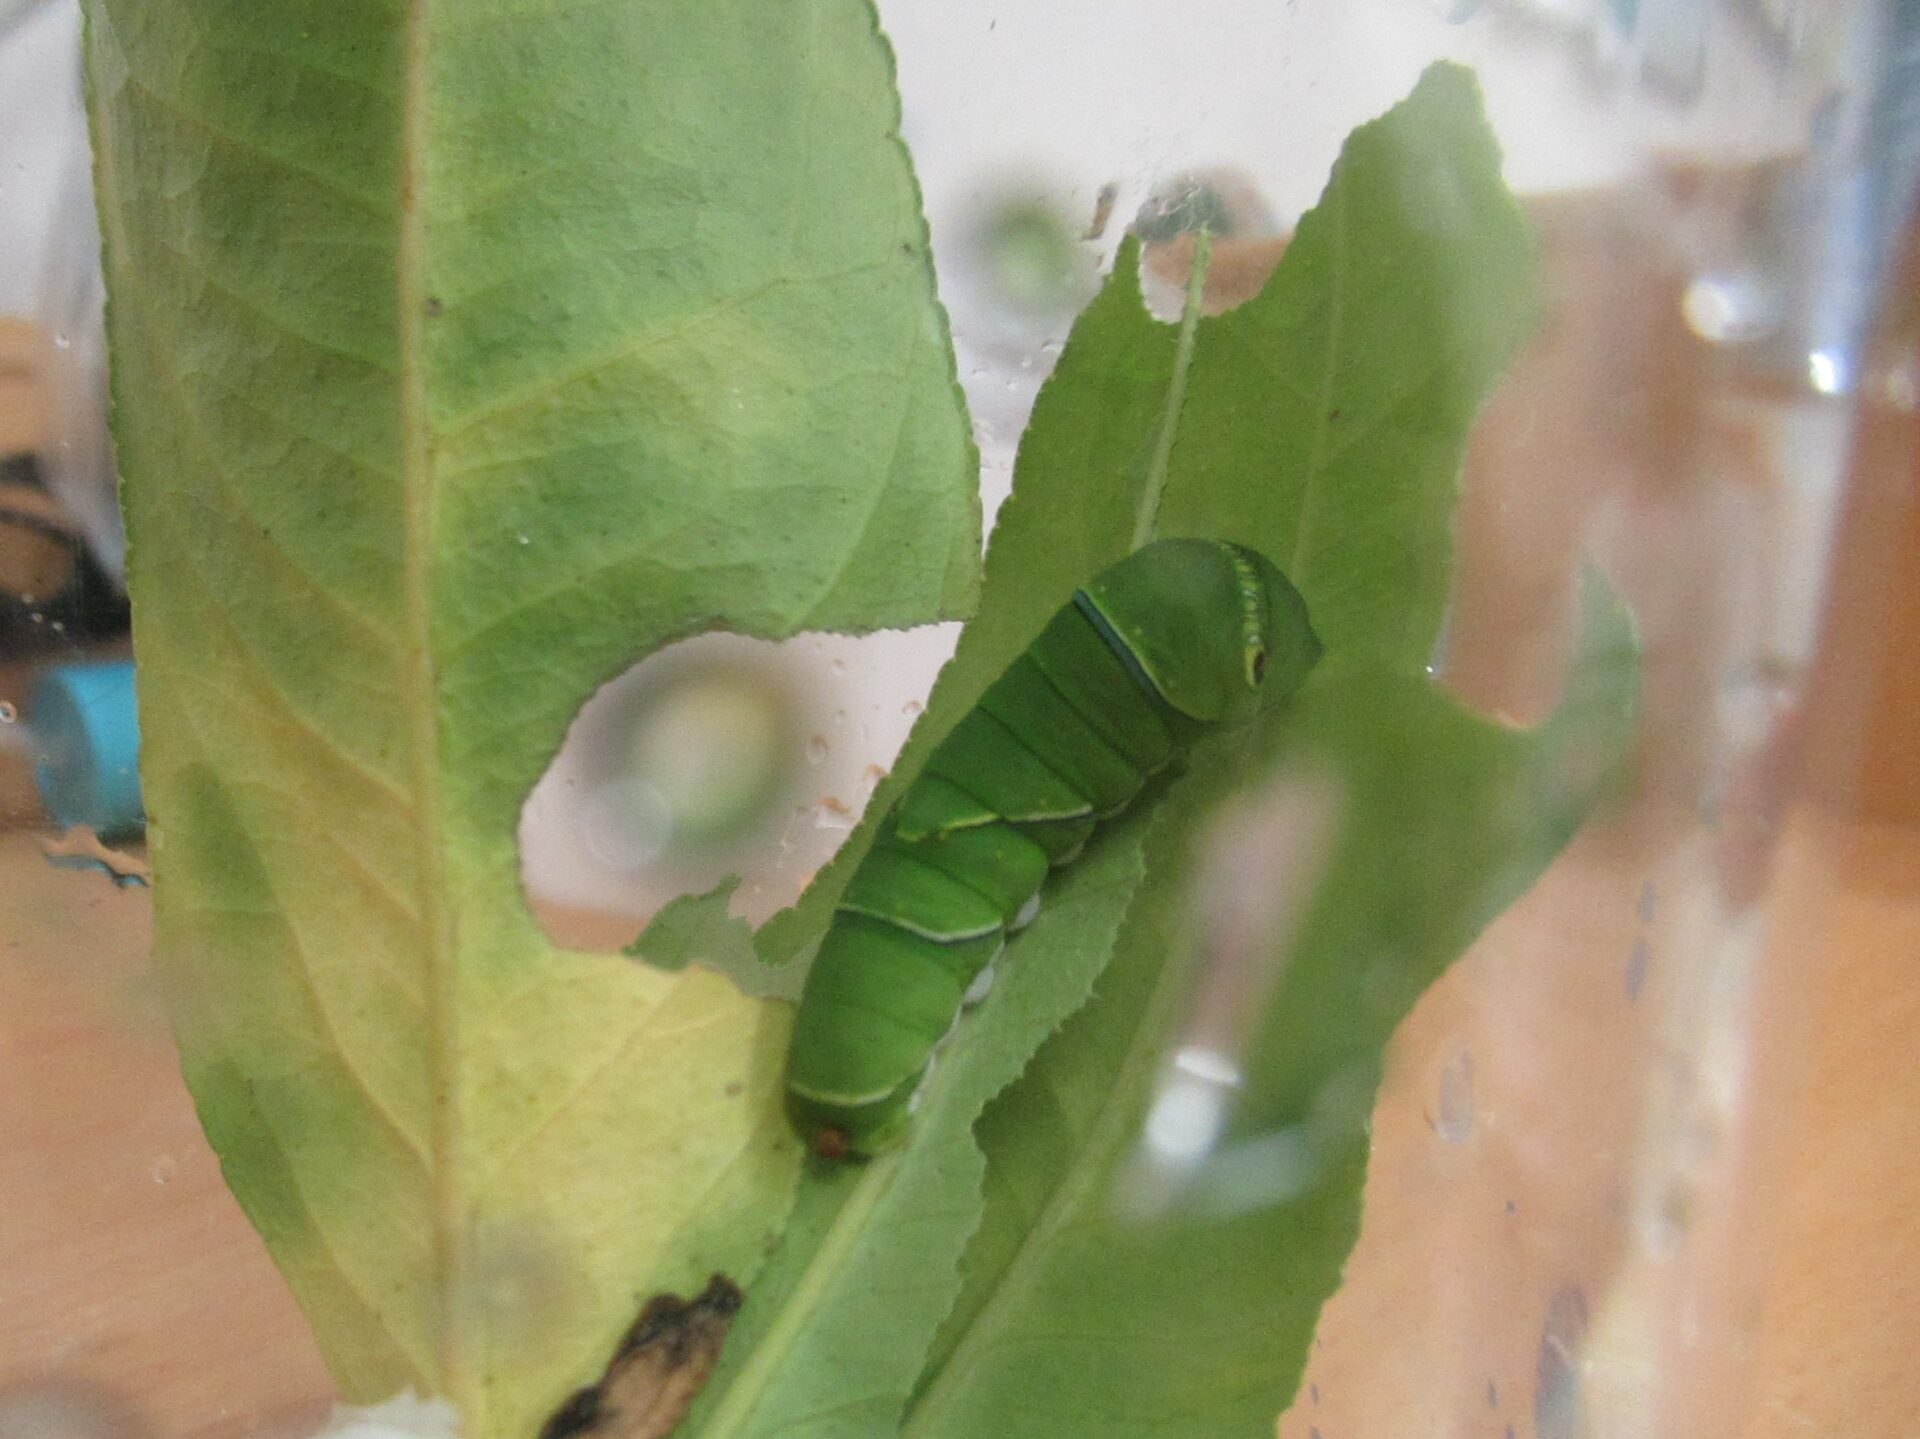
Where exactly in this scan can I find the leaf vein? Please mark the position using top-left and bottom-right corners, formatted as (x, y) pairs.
(112, 272), (410, 661)
(117, 68), (390, 215)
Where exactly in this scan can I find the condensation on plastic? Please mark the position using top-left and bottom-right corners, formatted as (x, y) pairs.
(6, 0), (123, 583)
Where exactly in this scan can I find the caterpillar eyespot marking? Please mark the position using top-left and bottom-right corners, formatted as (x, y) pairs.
(785, 538), (1320, 1157)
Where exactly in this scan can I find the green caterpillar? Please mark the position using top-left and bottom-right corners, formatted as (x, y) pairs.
(786, 538), (1320, 1157)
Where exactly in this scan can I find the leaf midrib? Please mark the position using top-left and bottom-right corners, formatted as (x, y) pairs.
(397, 0), (469, 1410)
(692, 1152), (909, 1439)
(896, 876), (1185, 1438)
(1289, 174), (1348, 589)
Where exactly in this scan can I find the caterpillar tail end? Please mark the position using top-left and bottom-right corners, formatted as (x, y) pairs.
(788, 1074), (921, 1160)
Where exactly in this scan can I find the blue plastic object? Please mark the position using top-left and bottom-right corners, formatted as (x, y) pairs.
(29, 658), (143, 838)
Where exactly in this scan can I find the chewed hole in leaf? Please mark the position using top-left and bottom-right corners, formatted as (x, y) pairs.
(520, 626), (956, 950)
(1133, 167), (1295, 318)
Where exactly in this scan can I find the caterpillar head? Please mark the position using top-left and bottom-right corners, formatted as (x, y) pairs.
(1079, 538), (1320, 724)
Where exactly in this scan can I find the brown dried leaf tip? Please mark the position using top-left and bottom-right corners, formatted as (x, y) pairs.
(540, 1275), (744, 1439)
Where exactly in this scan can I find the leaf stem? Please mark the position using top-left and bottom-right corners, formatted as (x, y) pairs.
(1130, 229), (1212, 553)
(398, 0), (470, 1415)
(692, 1152), (906, 1439)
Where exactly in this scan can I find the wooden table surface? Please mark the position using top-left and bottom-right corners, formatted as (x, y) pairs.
(1, 801), (1915, 1439)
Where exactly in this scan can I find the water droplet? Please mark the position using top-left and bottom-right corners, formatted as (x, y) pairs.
(461, 1219), (582, 1357)
(53, 333), (71, 350)
(805, 734), (829, 765)
(902, 699), (923, 717)
(1808, 348), (1848, 395)
(1681, 269), (1780, 345)
(1625, 937), (1651, 1002)
(49, 620), (66, 633)
(0, 701), (16, 724)
(1869, 347), (1920, 411)
(0, 1381), (142, 1439)
(831, 708), (847, 727)
(1142, 1053), (1239, 1167)
(1649, 1181), (1696, 1252)
(1432, 1050), (1474, 1142)
(1487, 1377), (1499, 1408)
(150, 1155), (176, 1184)
(516, 533), (531, 546)
(812, 795), (855, 831)
(576, 778), (671, 871)
(1536, 1287), (1590, 1439)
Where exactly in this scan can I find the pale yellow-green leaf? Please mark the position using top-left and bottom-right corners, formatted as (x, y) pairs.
(83, 3), (978, 1436)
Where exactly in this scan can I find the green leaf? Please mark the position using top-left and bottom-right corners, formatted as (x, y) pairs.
(695, 63), (1567, 1439)
(1157, 64), (1538, 670)
(630, 880), (803, 1002)
(905, 591), (1637, 1439)
(753, 61), (1533, 969)
(83, 4), (977, 1436)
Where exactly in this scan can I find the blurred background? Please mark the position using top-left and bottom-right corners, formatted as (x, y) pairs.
(2, 1), (1917, 1437)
